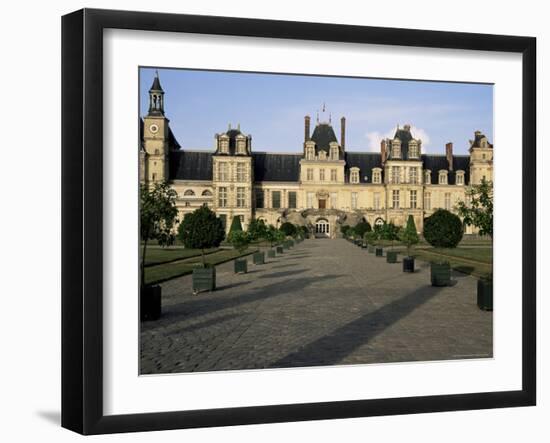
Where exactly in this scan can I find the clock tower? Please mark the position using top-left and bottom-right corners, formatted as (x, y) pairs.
(142, 71), (170, 184)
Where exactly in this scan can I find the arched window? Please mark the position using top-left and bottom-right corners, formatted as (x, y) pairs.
(374, 218), (384, 228)
(202, 190), (213, 196)
(184, 189), (195, 196)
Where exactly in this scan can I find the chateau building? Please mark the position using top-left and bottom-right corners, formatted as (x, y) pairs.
(140, 73), (493, 238)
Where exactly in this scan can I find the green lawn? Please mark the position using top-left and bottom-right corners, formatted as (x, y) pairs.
(412, 247), (493, 279)
(143, 247), (219, 266)
(144, 247), (258, 285)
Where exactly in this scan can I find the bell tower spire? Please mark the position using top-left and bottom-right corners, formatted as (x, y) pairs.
(148, 70), (165, 115)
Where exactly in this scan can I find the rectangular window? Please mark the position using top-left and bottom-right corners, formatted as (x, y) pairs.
(351, 192), (358, 209)
(392, 166), (400, 184)
(392, 190), (400, 209)
(236, 163), (246, 181)
(236, 187), (245, 208)
(331, 169), (337, 181)
(350, 170), (359, 184)
(319, 169), (325, 181)
(218, 163), (228, 181)
(272, 191), (281, 209)
(439, 172), (448, 185)
(424, 192), (431, 210)
(374, 193), (380, 210)
(456, 173), (464, 185)
(410, 190), (417, 209)
(330, 192), (337, 209)
(373, 170), (381, 184)
(409, 167), (418, 184)
(307, 168), (313, 181)
(218, 187), (227, 207)
(288, 191), (297, 209)
(445, 193), (451, 210)
(307, 192), (314, 208)
(219, 214), (227, 229)
(255, 189), (264, 208)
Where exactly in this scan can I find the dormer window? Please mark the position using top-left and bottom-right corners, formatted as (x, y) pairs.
(425, 170), (431, 184)
(330, 144), (339, 160)
(372, 168), (382, 184)
(391, 139), (401, 158)
(350, 167), (360, 184)
(409, 141), (419, 158)
(219, 135), (229, 154)
(319, 150), (327, 160)
(456, 171), (465, 185)
(306, 146), (314, 160)
(236, 137), (246, 155)
(439, 170), (448, 185)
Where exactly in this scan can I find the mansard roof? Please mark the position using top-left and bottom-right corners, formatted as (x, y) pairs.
(388, 125), (416, 160)
(252, 152), (301, 182)
(311, 123), (338, 151)
(422, 154), (470, 185)
(344, 152), (383, 183)
(169, 150), (212, 181)
(214, 127), (251, 155)
(149, 73), (163, 92)
(470, 131), (493, 149)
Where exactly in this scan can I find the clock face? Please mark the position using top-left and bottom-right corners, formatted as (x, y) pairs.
(149, 124), (159, 134)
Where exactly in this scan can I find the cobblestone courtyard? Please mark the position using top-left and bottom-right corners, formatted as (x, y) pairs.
(140, 239), (492, 374)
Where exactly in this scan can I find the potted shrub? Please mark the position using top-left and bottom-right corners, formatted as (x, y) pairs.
(354, 221), (372, 247)
(264, 225), (278, 257)
(228, 230), (250, 274)
(253, 250), (265, 265)
(140, 183), (179, 321)
(274, 229), (285, 254)
(247, 217), (268, 243)
(364, 231), (377, 253)
(399, 215), (419, 272)
(477, 274), (493, 311)
(423, 209), (464, 286)
(177, 206), (225, 294)
(279, 222), (297, 237)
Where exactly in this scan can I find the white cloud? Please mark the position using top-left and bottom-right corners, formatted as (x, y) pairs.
(365, 125), (431, 152)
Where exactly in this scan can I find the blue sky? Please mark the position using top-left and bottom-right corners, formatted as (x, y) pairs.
(140, 67), (493, 155)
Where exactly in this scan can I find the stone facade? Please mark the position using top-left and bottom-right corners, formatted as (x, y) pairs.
(140, 73), (493, 237)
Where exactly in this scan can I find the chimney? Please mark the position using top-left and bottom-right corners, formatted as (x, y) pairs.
(381, 139), (387, 164)
(446, 142), (454, 171)
(304, 115), (311, 141)
(340, 116), (346, 149)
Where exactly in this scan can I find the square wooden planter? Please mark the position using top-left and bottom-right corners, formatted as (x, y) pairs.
(375, 247), (384, 257)
(431, 262), (451, 286)
(402, 256), (415, 273)
(253, 251), (265, 265)
(477, 279), (493, 311)
(192, 267), (216, 293)
(267, 249), (276, 258)
(276, 246), (284, 254)
(368, 245), (375, 253)
(234, 258), (247, 274)
(140, 284), (161, 321)
(386, 251), (398, 263)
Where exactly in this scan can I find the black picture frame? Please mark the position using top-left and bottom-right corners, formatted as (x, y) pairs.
(62, 8), (536, 435)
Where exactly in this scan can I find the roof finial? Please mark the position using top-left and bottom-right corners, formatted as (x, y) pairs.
(237, 123), (240, 131)
(322, 102), (326, 112)
(228, 123), (231, 130)
(329, 113), (332, 124)
(316, 111), (319, 123)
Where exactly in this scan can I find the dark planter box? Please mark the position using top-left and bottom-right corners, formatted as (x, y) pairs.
(140, 284), (161, 321)
(375, 247), (383, 257)
(361, 242), (368, 249)
(193, 267), (216, 293)
(253, 251), (265, 265)
(276, 246), (284, 254)
(403, 256), (415, 273)
(234, 258), (247, 274)
(288, 240), (295, 248)
(368, 245), (375, 253)
(386, 251), (398, 263)
(431, 262), (451, 286)
(267, 249), (276, 258)
(477, 279), (493, 311)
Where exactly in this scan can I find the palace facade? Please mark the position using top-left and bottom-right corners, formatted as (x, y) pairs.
(140, 73), (493, 238)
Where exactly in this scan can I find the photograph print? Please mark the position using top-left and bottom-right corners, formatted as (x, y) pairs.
(139, 67), (493, 375)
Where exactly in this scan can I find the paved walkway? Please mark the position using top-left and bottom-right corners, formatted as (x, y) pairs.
(140, 239), (492, 374)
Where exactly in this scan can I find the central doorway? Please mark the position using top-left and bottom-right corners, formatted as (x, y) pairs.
(315, 219), (330, 237)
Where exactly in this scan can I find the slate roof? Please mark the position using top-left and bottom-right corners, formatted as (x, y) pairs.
(149, 74), (163, 92)
(311, 123), (338, 150)
(470, 131), (493, 148)
(421, 154), (470, 185)
(169, 151), (212, 181)
(252, 152), (301, 182)
(214, 128), (251, 155)
(344, 152), (383, 183)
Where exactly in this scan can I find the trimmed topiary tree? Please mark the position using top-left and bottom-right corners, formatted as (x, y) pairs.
(177, 206), (225, 266)
(227, 230), (250, 254)
(265, 224), (279, 247)
(400, 215), (420, 257)
(423, 209), (464, 248)
(229, 215), (243, 233)
(354, 221), (372, 238)
(299, 225), (309, 238)
(279, 221), (297, 237)
(247, 218), (268, 241)
(340, 225), (351, 237)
